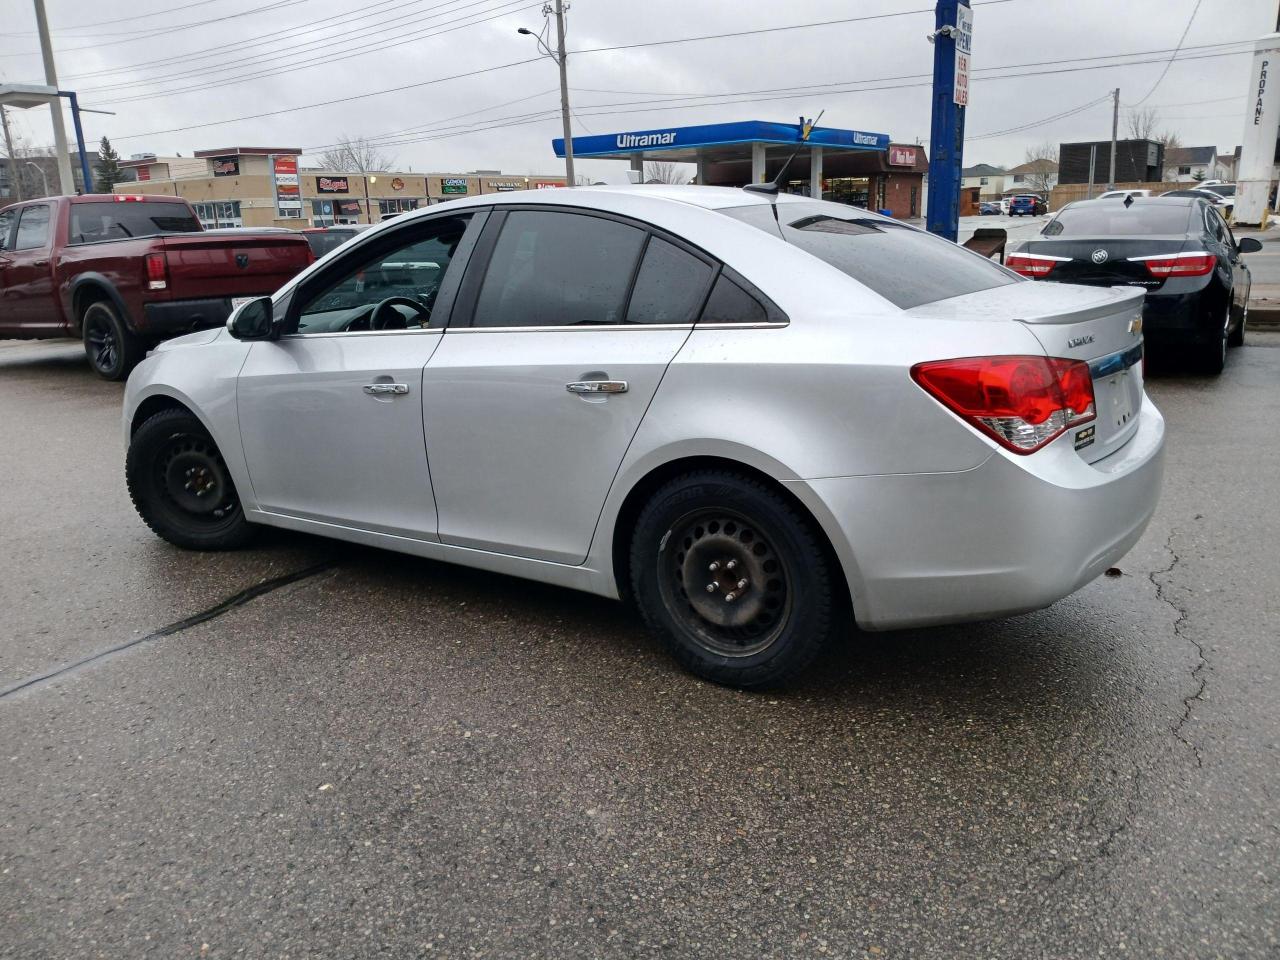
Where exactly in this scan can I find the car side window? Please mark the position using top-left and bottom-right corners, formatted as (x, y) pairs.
(294, 215), (472, 334)
(471, 210), (646, 327)
(0, 208), (14, 251)
(699, 272), (768, 325)
(625, 237), (715, 324)
(13, 204), (51, 251)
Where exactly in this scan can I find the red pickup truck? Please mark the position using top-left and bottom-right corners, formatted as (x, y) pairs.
(0, 194), (313, 379)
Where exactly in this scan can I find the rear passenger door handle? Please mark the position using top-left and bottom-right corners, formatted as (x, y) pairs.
(566, 380), (628, 395)
(363, 383), (409, 396)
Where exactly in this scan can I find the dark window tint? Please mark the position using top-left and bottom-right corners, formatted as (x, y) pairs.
(700, 274), (767, 324)
(625, 237), (714, 324)
(14, 204), (51, 250)
(304, 229), (358, 258)
(68, 201), (199, 244)
(0, 208), (14, 251)
(473, 211), (646, 327)
(1205, 184), (1235, 197)
(1042, 203), (1193, 237)
(720, 200), (1016, 310)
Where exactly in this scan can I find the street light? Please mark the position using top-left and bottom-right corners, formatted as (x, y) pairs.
(25, 160), (50, 197)
(517, 1), (574, 187)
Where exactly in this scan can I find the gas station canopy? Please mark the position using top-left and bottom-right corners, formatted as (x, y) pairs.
(0, 83), (60, 110)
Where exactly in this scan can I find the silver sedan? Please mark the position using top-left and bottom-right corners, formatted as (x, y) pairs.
(123, 186), (1165, 688)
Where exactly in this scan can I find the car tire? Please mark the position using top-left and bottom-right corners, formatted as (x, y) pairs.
(1202, 306), (1229, 376)
(629, 471), (839, 689)
(1228, 301), (1246, 348)
(126, 408), (257, 551)
(82, 300), (144, 381)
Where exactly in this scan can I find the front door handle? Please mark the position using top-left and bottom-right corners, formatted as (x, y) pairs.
(566, 380), (628, 395)
(363, 382), (409, 396)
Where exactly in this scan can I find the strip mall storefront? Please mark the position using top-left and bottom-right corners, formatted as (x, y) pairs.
(117, 147), (567, 228)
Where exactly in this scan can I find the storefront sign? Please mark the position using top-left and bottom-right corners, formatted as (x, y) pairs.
(211, 157), (239, 177)
(487, 181), (523, 191)
(441, 177), (469, 194)
(337, 199), (363, 216)
(391, 177), (405, 191)
(534, 181), (564, 189)
(316, 176), (350, 193)
(136, 166), (151, 182)
(888, 145), (918, 167)
(272, 155), (302, 218)
(954, 4), (973, 107)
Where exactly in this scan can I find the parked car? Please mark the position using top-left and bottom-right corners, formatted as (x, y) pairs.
(300, 224), (374, 259)
(1006, 196), (1259, 373)
(999, 197), (1012, 215)
(1009, 194), (1047, 216)
(979, 201), (1002, 215)
(1199, 183), (1235, 199)
(1097, 189), (1153, 201)
(0, 195), (314, 379)
(123, 186), (1165, 689)
(1161, 187), (1233, 218)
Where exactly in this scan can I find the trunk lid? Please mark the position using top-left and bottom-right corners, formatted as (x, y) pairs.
(156, 233), (313, 299)
(1018, 236), (1188, 289)
(908, 281), (1146, 463)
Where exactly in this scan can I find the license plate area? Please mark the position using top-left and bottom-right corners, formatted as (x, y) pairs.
(1080, 342), (1143, 460)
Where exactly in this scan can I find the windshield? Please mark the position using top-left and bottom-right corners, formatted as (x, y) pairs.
(68, 201), (200, 244)
(719, 201), (1017, 309)
(1041, 203), (1193, 237)
(1204, 184), (1235, 197)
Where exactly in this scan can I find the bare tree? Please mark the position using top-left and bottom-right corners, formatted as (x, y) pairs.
(643, 161), (691, 184)
(1021, 141), (1059, 195)
(1158, 130), (1184, 179)
(316, 136), (395, 172)
(1125, 107), (1160, 141)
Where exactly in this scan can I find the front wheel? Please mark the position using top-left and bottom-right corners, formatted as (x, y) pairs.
(629, 471), (839, 689)
(126, 408), (257, 550)
(82, 300), (144, 381)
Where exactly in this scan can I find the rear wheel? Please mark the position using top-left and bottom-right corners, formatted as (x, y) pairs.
(629, 471), (838, 689)
(1201, 304), (1229, 375)
(1228, 300), (1246, 348)
(126, 408), (256, 550)
(82, 300), (144, 381)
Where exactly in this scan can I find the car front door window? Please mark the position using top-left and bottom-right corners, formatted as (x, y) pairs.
(0, 209), (14, 251)
(294, 214), (472, 334)
(13, 204), (50, 250)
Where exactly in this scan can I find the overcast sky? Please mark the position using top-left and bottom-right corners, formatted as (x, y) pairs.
(0, 0), (1276, 181)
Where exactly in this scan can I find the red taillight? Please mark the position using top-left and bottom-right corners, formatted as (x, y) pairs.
(1133, 252), (1215, 278)
(145, 252), (168, 291)
(911, 355), (1096, 454)
(1006, 252), (1065, 278)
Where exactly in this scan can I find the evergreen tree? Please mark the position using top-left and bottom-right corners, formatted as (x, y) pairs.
(95, 136), (124, 192)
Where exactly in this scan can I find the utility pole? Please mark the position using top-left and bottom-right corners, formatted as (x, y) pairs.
(1107, 88), (1119, 191)
(1, 106), (24, 202)
(33, 0), (75, 195)
(925, 0), (972, 241)
(553, 0), (575, 186)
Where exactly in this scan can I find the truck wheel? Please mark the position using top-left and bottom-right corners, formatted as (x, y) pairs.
(82, 300), (144, 381)
(629, 471), (838, 690)
(126, 408), (257, 551)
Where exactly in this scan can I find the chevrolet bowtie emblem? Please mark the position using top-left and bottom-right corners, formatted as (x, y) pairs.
(1128, 315), (1143, 336)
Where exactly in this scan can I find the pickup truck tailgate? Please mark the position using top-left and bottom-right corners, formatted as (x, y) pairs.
(156, 233), (313, 300)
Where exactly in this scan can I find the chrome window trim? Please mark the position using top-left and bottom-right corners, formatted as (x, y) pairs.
(284, 327), (443, 340)
(440, 321), (788, 334)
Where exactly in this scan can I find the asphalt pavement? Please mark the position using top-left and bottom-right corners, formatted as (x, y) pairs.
(1, 334), (1278, 959)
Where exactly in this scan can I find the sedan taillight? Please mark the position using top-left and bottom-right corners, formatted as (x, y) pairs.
(145, 252), (168, 291)
(1129, 252), (1216, 278)
(911, 355), (1096, 454)
(1006, 252), (1068, 278)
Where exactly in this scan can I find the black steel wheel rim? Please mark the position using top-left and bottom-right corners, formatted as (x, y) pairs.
(154, 433), (239, 523)
(658, 509), (792, 658)
(84, 308), (118, 374)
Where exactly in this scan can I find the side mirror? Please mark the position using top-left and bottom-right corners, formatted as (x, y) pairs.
(1237, 237), (1263, 254)
(227, 297), (277, 340)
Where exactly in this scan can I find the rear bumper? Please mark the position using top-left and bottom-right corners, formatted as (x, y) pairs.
(791, 395), (1166, 630)
(1142, 287), (1219, 344)
(138, 297), (264, 337)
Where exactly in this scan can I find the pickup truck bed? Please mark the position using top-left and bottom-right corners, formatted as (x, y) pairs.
(0, 194), (313, 379)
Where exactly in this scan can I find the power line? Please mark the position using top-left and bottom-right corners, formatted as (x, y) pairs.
(84, 0), (535, 99)
(0, 0), (238, 34)
(1126, 0), (1204, 106)
(0, 0), (313, 56)
(968, 95), (1112, 140)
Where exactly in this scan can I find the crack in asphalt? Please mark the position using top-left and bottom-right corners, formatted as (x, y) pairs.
(1149, 529), (1207, 768)
(0, 559), (339, 702)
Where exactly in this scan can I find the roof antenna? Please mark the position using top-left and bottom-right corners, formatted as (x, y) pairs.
(743, 109), (824, 199)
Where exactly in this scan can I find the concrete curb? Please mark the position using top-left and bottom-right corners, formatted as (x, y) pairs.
(1248, 304), (1280, 329)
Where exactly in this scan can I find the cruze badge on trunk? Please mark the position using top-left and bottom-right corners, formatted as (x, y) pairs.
(1091, 249), (1109, 264)
(1067, 334), (1096, 348)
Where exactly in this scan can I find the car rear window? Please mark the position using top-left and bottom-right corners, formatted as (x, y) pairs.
(1206, 184), (1235, 197)
(720, 201), (1017, 309)
(304, 230), (358, 258)
(68, 201), (200, 245)
(1041, 203), (1193, 237)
